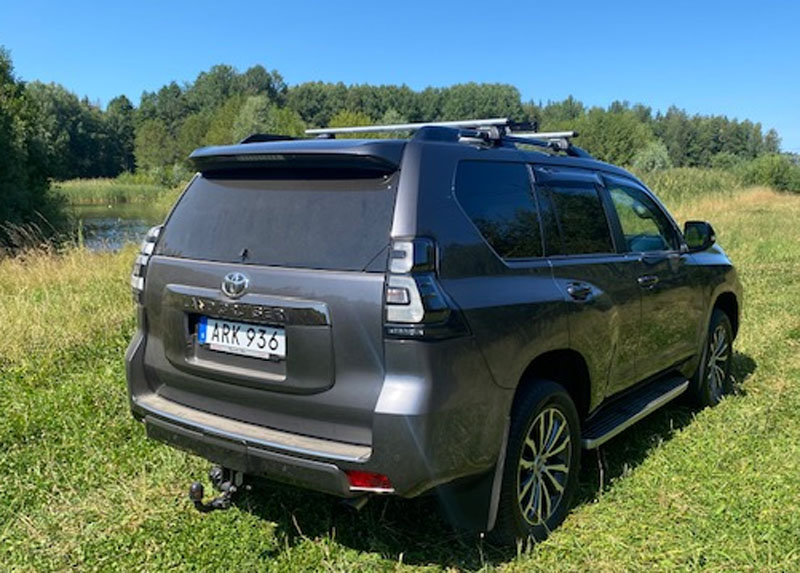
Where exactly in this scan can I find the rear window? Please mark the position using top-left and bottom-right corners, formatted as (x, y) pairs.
(156, 171), (398, 271)
(539, 182), (614, 255)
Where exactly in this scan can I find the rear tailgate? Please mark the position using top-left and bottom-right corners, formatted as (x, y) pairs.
(140, 149), (402, 446)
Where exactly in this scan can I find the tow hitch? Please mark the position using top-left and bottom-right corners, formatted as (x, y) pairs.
(188, 466), (249, 512)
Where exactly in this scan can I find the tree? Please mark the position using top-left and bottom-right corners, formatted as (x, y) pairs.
(571, 108), (654, 166)
(417, 87), (443, 121)
(240, 65), (286, 103)
(25, 81), (118, 179)
(186, 64), (239, 113)
(232, 95), (272, 141)
(263, 106), (306, 137)
(440, 83), (524, 121)
(286, 81), (348, 127)
(134, 118), (175, 170)
(654, 106), (693, 167)
(105, 95), (136, 172)
(204, 95), (245, 145)
(540, 96), (585, 127)
(0, 47), (64, 245)
(328, 109), (372, 139)
(177, 113), (211, 160)
(764, 129), (781, 154)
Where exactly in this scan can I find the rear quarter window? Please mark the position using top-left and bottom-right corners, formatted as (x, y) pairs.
(454, 161), (543, 259)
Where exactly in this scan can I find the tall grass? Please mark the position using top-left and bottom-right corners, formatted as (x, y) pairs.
(637, 167), (743, 209)
(54, 178), (174, 205)
(0, 246), (137, 364)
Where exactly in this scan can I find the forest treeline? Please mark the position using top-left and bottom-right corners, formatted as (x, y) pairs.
(1, 46), (799, 244)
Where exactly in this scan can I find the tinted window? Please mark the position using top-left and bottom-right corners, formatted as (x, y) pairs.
(455, 161), (542, 259)
(540, 182), (614, 255)
(156, 172), (397, 271)
(607, 183), (678, 252)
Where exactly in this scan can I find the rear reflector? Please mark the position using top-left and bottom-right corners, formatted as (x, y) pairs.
(345, 470), (394, 493)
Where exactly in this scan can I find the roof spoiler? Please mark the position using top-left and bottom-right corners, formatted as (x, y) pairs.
(189, 142), (405, 175)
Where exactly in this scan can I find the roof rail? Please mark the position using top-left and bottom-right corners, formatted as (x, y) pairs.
(305, 117), (516, 136)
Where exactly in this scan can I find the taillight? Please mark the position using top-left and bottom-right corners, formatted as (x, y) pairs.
(384, 238), (469, 339)
(131, 225), (162, 303)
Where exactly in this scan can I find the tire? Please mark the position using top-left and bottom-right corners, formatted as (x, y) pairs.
(691, 308), (734, 407)
(490, 380), (581, 545)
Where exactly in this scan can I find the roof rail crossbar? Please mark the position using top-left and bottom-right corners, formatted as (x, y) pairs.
(502, 130), (592, 158)
(508, 130), (579, 140)
(305, 117), (513, 136)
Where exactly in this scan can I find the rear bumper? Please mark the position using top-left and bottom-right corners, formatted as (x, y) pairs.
(143, 414), (356, 497)
(126, 327), (510, 500)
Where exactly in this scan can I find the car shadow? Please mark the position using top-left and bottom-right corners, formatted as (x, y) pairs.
(231, 351), (757, 569)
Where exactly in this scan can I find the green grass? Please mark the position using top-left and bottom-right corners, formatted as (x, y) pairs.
(1, 186), (799, 571)
(54, 178), (179, 206)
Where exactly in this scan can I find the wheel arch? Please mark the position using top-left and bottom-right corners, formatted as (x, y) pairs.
(714, 291), (739, 338)
(512, 349), (592, 423)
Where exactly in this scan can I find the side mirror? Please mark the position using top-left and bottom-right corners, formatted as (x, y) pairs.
(683, 220), (716, 251)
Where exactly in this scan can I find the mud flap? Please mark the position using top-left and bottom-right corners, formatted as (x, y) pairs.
(434, 418), (509, 532)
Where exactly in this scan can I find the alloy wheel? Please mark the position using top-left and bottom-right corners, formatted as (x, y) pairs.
(706, 324), (731, 401)
(517, 406), (572, 526)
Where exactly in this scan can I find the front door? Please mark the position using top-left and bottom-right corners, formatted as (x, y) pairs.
(602, 175), (702, 390)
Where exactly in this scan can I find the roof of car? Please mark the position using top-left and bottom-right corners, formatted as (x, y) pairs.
(189, 135), (643, 188)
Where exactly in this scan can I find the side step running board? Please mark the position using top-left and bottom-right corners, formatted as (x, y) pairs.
(581, 376), (689, 449)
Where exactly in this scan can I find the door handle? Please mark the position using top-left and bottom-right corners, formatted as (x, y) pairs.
(637, 275), (659, 288)
(566, 283), (593, 301)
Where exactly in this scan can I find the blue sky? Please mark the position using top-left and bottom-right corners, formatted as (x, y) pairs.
(1, 0), (798, 150)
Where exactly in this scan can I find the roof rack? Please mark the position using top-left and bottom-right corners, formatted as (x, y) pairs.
(303, 118), (591, 158)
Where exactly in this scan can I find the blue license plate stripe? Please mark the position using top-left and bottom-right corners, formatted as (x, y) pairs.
(198, 316), (207, 344)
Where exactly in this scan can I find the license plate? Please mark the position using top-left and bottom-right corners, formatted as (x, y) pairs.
(198, 316), (286, 359)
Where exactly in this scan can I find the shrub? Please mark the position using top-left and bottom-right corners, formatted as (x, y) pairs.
(632, 141), (673, 172)
(738, 154), (800, 192)
(710, 152), (744, 171)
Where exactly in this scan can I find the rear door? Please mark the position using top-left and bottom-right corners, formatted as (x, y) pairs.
(534, 166), (642, 404)
(438, 160), (568, 392)
(142, 167), (399, 445)
(602, 175), (701, 386)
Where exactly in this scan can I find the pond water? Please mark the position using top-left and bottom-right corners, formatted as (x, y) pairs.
(70, 203), (169, 251)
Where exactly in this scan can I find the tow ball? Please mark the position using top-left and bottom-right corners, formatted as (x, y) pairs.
(188, 466), (249, 512)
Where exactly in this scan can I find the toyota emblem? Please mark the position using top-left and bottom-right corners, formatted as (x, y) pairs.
(222, 272), (249, 299)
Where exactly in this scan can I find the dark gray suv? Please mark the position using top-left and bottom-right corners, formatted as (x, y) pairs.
(126, 119), (741, 543)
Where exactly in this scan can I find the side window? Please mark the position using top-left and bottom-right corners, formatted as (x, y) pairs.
(454, 161), (543, 259)
(539, 181), (614, 255)
(607, 183), (678, 252)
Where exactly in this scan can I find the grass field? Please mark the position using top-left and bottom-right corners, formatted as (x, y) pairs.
(1, 185), (799, 571)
